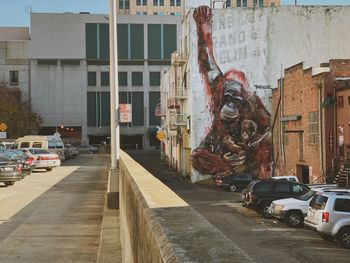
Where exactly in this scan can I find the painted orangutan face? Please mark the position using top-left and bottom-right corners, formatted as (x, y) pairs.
(220, 80), (244, 123)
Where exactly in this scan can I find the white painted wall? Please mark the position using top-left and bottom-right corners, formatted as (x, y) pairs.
(188, 5), (350, 182)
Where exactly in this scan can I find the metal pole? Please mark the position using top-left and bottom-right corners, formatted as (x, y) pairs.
(109, 0), (120, 169)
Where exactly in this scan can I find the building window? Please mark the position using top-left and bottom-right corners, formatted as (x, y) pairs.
(259, 0), (263, 7)
(160, 0), (164, 6)
(143, 12), (147, 15)
(149, 92), (160, 126)
(117, 24), (144, 60)
(253, 0), (257, 6)
(309, 111), (319, 144)
(176, 0), (181, 6)
(242, 0), (247, 7)
(87, 92), (110, 127)
(226, 0), (231, 7)
(9, 70), (19, 86)
(348, 96), (350, 106)
(132, 72), (143, 86)
(119, 0), (129, 9)
(154, 12), (158, 15)
(148, 24), (177, 61)
(101, 72), (110, 86)
(143, 0), (147, 5)
(170, 0), (175, 6)
(150, 72), (160, 86)
(237, 0), (241, 7)
(338, 96), (344, 108)
(136, 0), (141, 5)
(88, 71), (97, 86)
(170, 12), (175, 15)
(86, 23), (109, 60)
(119, 92), (144, 126)
(270, 2), (275, 6)
(119, 72), (128, 86)
(153, 0), (157, 5)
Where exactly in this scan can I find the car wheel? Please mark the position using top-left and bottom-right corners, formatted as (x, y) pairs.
(337, 227), (350, 249)
(4, 181), (15, 186)
(285, 211), (303, 227)
(260, 202), (273, 219)
(229, 184), (237, 192)
(46, 167), (53, 171)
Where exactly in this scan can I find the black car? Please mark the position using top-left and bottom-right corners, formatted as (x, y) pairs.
(0, 149), (33, 177)
(216, 173), (258, 192)
(241, 180), (310, 218)
(0, 157), (22, 186)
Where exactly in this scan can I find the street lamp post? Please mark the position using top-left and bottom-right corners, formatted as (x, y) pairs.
(109, 0), (120, 169)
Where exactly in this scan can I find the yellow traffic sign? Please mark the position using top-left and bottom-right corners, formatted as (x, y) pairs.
(0, 123), (8, 132)
(156, 130), (166, 141)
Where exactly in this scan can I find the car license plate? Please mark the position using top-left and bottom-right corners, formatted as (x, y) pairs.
(4, 167), (14, 171)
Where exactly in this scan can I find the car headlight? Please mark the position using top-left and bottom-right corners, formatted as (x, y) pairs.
(274, 204), (284, 211)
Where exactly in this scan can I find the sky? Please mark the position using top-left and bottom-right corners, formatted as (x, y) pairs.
(0, 0), (349, 27)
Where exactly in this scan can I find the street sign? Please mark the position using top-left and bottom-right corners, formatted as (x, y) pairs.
(119, 104), (132, 123)
(0, 132), (7, 139)
(0, 123), (8, 132)
(156, 130), (166, 141)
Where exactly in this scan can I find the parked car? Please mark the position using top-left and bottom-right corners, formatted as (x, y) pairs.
(271, 175), (299, 182)
(77, 144), (98, 154)
(0, 156), (22, 186)
(269, 185), (347, 227)
(0, 149), (34, 177)
(304, 190), (350, 249)
(64, 144), (79, 159)
(216, 173), (258, 192)
(12, 135), (65, 161)
(21, 148), (61, 171)
(241, 180), (310, 218)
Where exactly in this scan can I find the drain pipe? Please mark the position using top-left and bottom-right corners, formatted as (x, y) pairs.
(318, 79), (325, 182)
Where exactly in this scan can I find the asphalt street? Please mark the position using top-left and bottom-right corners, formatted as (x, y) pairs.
(128, 150), (350, 263)
(0, 154), (110, 263)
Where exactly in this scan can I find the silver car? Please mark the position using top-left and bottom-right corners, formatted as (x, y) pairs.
(304, 190), (350, 249)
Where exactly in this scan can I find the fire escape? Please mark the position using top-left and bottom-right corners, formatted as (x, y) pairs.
(168, 52), (187, 131)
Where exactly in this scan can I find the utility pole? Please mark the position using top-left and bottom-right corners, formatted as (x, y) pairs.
(109, 0), (120, 169)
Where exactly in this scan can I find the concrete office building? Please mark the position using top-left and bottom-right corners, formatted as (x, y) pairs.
(30, 12), (181, 148)
(0, 28), (30, 98)
(118, 0), (184, 16)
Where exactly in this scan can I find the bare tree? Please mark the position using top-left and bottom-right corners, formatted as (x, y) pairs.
(0, 81), (42, 138)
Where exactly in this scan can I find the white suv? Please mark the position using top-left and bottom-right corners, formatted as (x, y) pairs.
(304, 191), (350, 249)
(269, 185), (339, 227)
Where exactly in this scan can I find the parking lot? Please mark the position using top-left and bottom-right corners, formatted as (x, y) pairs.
(129, 150), (350, 263)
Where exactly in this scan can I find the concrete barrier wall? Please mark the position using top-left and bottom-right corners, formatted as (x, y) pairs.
(119, 151), (253, 263)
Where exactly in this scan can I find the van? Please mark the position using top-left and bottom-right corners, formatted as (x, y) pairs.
(12, 135), (65, 161)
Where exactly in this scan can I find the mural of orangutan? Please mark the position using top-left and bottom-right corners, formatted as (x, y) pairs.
(191, 6), (272, 179)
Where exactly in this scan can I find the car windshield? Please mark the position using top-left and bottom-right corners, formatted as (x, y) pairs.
(296, 190), (315, 201)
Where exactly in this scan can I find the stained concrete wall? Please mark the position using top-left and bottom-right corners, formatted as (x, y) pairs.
(119, 151), (253, 263)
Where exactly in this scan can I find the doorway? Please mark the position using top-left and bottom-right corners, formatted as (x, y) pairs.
(297, 165), (309, 184)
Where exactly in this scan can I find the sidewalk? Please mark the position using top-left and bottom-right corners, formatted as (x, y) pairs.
(97, 190), (122, 262)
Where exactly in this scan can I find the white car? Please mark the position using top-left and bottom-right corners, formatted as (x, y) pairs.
(21, 148), (61, 171)
(270, 185), (346, 227)
(304, 190), (350, 248)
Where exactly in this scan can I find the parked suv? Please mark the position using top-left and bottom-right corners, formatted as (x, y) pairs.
(270, 185), (346, 227)
(304, 191), (350, 249)
(241, 180), (310, 218)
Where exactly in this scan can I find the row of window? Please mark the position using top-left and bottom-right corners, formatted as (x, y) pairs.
(136, 12), (181, 16)
(86, 23), (177, 62)
(226, 0), (269, 7)
(135, 0), (181, 6)
(87, 91), (160, 127)
(87, 71), (160, 87)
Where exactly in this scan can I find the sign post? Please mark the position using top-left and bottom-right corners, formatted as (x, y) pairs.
(119, 104), (132, 123)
